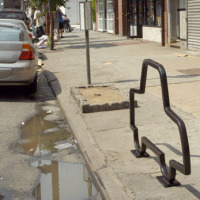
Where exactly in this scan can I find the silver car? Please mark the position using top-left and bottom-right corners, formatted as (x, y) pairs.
(0, 23), (38, 93)
(0, 19), (33, 39)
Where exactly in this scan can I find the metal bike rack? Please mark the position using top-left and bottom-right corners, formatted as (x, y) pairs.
(130, 59), (191, 187)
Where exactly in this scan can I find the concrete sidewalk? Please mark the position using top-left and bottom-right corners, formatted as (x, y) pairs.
(41, 27), (200, 200)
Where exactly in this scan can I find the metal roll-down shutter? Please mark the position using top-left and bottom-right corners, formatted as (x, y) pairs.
(187, 0), (200, 51)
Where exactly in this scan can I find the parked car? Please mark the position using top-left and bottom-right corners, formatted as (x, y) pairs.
(0, 19), (33, 39)
(0, 23), (38, 93)
(0, 9), (29, 26)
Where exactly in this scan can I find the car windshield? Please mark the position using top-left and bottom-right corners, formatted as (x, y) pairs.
(0, 12), (25, 20)
(0, 26), (23, 41)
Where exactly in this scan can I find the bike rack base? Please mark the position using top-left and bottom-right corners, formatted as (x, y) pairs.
(131, 150), (150, 158)
(156, 176), (180, 187)
(129, 59), (191, 187)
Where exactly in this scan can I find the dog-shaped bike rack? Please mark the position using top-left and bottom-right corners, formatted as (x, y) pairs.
(130, 59), (191, 187)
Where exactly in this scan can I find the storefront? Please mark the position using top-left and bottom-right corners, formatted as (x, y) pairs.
(167, 0), (187, 49)
(97, 0), (114, 33)
(127, 0), (165, 44)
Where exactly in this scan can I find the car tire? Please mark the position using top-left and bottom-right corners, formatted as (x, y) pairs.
(28, 74), (37, 94)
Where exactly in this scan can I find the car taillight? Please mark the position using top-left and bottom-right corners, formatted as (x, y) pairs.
(19, 44), (34, 60)
(29, 34), (33, 39)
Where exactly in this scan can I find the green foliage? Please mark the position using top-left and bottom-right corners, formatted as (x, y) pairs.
(92, 0), (96, 22)
(30, 0), (65, 11)
(47, 36), (52, 47)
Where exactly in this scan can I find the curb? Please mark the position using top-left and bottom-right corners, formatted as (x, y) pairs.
(43, 70), (130, 200)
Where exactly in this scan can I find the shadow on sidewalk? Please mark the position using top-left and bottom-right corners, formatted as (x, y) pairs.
(147, 155), (200, 199)
(142, 144), (200, 199)
(181, 185), (200, 199)
(56, 37), (131, 49)
(44, 70), (62, 96)
(156, 143), (200, 158)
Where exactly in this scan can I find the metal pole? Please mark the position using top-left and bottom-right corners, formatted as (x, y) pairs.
(85, 30), (91, 84)
(85, 0), (91, 85)
(161, 0), (165, 46)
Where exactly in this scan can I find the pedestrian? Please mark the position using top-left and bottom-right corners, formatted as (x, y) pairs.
(29, 8), (44, 39)
(31, 7), (36, 35)
(57, 7), (64, 38)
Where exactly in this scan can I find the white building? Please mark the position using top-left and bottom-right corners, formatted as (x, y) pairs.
(65, 0), (82, 25)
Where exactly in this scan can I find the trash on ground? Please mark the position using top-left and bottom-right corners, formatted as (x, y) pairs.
(37, 35), (48, 49)
(46, 110), (52, 114)
(43, 127), (60, 134)
(54, 143), (74, 150)
(38, 59), (44, 67)
(29, 148), (34, 152)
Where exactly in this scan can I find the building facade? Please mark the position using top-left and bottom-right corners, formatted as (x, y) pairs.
(65, 0), (82, 25)
(187, 0), (200, 51)
(95, 0), (167, 45)
(95, 0), (200, 51)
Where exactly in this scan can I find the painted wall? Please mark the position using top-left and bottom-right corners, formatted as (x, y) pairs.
(65, 0), (82, 25)
(143, 27), (162, 43)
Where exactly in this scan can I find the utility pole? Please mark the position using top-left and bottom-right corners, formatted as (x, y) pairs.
(80, 0), (92, 84)
(85, 0), (91, 85)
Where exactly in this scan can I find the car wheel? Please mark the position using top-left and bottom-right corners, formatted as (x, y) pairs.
(28, 74), (37, 94)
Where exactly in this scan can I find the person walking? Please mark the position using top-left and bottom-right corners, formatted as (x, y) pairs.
(31, 7), (36, 35)
(29, 8), (44, 39)
(57, 7), (64, 38)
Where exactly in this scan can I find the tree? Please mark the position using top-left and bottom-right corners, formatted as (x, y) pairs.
(92, 0), (96, 23)
(30, 0), (66, 50)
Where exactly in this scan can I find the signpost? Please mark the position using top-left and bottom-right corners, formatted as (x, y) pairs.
(80, 1), (92, 85)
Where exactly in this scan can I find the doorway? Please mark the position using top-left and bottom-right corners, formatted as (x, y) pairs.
(107, 0), (114, 33)
(168, 0), (186, 48)
(127, 0), (143, 38)
(98, 0), (106, 31)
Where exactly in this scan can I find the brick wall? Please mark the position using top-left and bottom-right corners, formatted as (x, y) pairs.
(164, 0), (168, 45)
(95, 0), (98, 31)
(118, 0), (127, 36)
(113, 0), (119, 34)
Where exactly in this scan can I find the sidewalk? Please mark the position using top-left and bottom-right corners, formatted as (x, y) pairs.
(41, 27), (200, 200)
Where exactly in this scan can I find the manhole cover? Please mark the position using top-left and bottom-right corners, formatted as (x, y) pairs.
(178, 68), (200, 76)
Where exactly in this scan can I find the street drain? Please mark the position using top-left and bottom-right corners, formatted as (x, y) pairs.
(20, 110), (71, 156)
(31, 160), (99, 200)
(0, 195), (4, 200)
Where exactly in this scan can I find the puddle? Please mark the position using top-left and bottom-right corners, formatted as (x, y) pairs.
(32, 160), (100, 200)
(20, 110), (71, 156)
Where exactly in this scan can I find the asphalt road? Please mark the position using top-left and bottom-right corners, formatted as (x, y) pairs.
(0, 70), (56, 200)
(0, 69), (101, 200)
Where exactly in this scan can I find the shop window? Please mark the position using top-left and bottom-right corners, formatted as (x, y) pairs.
(144, 0), (161, 27)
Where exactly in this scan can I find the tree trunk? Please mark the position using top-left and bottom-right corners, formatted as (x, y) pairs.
(48, 0), (54, 50)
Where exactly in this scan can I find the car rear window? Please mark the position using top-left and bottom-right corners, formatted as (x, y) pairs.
(0, 26), (23, 41)
(0, 11), (25, 21)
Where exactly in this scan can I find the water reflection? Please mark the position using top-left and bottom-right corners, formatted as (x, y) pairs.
(21, 110), (71, 156)
(32, 160), (98, 200)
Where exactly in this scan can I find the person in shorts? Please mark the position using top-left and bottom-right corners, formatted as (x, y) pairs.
(30, 8), (44, 39)
(57, 7), (64, 38)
